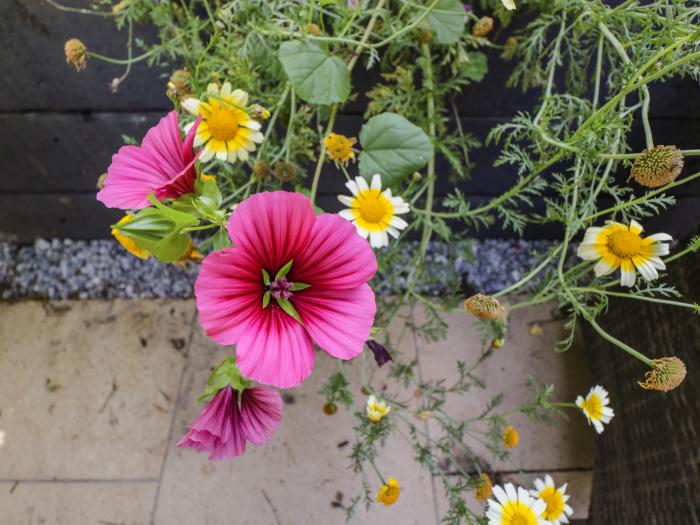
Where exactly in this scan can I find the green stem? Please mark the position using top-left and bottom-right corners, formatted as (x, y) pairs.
(587, 317), (653, 366)
(572, 287), (696, 310)
(417, 42), (436, 264)
(492, 246), (562, 297)
(663, 243), (700, 264)
(309, 105), (338, 203)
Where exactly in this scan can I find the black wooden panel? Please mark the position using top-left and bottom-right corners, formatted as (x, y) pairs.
(0, 0), (169, 111)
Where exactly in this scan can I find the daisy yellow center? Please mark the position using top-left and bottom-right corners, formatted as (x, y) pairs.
(352, 190), (394, 229)
(206, 102), (245, 141)
(539, 486), (565, 520)
(500, 502), (538, 525)
(607, 229), (643, 258)
(581, 394), (603, 421)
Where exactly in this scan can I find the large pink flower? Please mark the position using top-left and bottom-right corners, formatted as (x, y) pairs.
(176, 385), (282, 461)
(97, 111), (201, 210)
(195, 191), (377, 388)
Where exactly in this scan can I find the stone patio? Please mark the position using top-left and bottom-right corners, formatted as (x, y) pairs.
(0, 299), (594, 524)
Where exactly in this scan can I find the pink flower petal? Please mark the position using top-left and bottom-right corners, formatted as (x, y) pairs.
(240, 387), (283, 445)
(176, 386), (246, 461)
(294, 283), (375, 360)
(97, 111), (198, 210)
(291, 213), (377, 289)
(227, 192), (316, 274)
(195, 248), (264, 345)
(235, 307), (315, 388)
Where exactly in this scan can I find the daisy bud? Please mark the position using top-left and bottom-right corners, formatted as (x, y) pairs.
(472, 16), (494, 38)
(503, 425), (519, 448)
(166, 69), (192, 101)
(249, 104), (270, 120)
(474, 473), (493, 501)
(638, 357), (687, 392)
(491, 337), (505, 349)
(464, 293), (505, 321)
(366, 340), (392, 367)
(375, 478), (400, 506)
(631, 145), (684, 188)
(323, 402), (338, 415)
(64, 38), (88, 72)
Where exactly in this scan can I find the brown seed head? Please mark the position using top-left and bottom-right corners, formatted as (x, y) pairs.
(65, 39), (88, 72)
(631, 145), (684, 188)
(472, 17), (494, 38)
(638, 357), (687, 392)
(464, 293), (505, 321)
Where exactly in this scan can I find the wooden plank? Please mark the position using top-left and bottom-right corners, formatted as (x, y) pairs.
(0, 0), (169, 111)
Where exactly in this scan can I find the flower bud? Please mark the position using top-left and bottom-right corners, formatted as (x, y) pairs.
(464, 293), (505, 321)
(472, 17), (494, 38)
(631, 145), (684, 188)
(64, 38), (88, 72)
(250, 104), (271, 120)
(638, 357), (687, 392)
(253, 160), (271, 180)
(273, 161), (300, 183)
(323, 402), (338, 415)
(166, 69), (192, 102)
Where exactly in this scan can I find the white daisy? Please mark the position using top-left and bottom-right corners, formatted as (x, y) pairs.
(338, 174), (409, 248)
(366, 394), (390, 423)
(529, 475), (574, 525)
(486, 483), (548, 525)
(577, 220), (671, 288)
(575, 385), (614, 434)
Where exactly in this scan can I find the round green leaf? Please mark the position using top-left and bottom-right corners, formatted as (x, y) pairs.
(358, 112), (433, 186)
(426, 0), (466, 44)
(278, 40), (350, 105)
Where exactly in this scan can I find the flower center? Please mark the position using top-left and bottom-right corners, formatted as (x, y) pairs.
(540, 487), (565, 519)
(582, 394), (603, 420)
(269, 277), (293, 300)
(355, 191), (392, 223)
(502, 503), (537, 525)
(607, 229), (643, 258)
(207, 102), (243, 141)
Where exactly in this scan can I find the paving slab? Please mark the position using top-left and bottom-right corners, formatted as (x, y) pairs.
(0, 480), (157, 525)
(0, 300), (194, 480)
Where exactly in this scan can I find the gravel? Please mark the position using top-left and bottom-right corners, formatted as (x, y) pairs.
(0, 238), (557, 300)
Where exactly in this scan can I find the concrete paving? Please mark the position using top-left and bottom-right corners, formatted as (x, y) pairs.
(0, 299), (595, 524)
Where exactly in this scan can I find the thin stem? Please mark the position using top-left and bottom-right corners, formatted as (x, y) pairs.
(492, 246), (562, 297)
(44, 0), (113, 16)
(587, 317), (653, 366)
(418, 42), (436, 264)
(309, 105), (338, 203)
(592, 32), (604, 109)
(572, 287), (696, 310)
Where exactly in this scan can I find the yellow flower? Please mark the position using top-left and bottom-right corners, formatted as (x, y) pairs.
(376, 478), (400, 506)
(486, 483), (547, 525)
(501, 0), (516, 10)
(112, 215), (149, 260)
(323, 133), (358, 168)
(503, 425), (519, 448)
(576, 385), (614, 434)
(366, 395), (391, 423)
(491, 338), (505, 349)
(64, 39), (88, 71)
(577, 220), (672, 288)
(638, 357), (687, 392)
(475, 473), (493, 501)
(182, 82), (263, 163)
(338, 175), (410, 248)
(530, 475), (574, 525)
(200, 173), (217, 183)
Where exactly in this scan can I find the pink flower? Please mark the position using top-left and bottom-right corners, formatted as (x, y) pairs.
(195, 191), (377, 388)
(176, 385), (282, 460)
(97, 111), (201, 210)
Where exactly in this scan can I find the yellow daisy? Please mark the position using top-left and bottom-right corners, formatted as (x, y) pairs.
(475, 473), (494, 501)
(529, 475), (574, 525)
(338, 174), (409, 248)
(486, 483), (548, 525)
(576, 220), (671, 288)
(366, 394), (391, 423)
(182, 82), (263, 163)
(575, 385), (614, 434)
(503, 425), (520, 449)
(376, 478), (400, 506)
(112, 215), (149, 259)
(323, 132), (357, 168)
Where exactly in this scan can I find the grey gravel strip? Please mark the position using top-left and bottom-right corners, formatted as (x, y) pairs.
(0, 238), (556, 300)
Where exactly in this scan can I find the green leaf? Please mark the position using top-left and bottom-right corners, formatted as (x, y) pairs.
(276, 298), (303, 325)
(211, 227), (232, 250)
(262, 268), (271, 285)
(278, 40), (350, 105)
(275, 259), (293, 280)
(291, 282), (311, 291)
(358, 112), (433, 186)
(426, 0), (466, 44)
(459, 51), (488, 82)
(197, 357), (252, 403)
(262, 291), (271, 308)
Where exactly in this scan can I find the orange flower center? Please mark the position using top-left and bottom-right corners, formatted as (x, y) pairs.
(207, 104), (243, 141)
(607, 229), (643, 258)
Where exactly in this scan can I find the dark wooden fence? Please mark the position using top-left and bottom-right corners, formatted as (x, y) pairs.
(1, 1), (699, 242)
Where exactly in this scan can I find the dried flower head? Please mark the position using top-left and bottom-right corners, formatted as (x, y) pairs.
(323, 402), (338, 415)
(64, 38), (88, 71)
(475, 473), (493, 501)
(272, 161), (300, 182)
(375, 478), (400, 506)
(323, 133), (358, 168)
(166, 69), (192, 101)
(631, 145), (684, 188)
(639, 357), (687, 392)
(464, 293), (505, 321)
(252, 160), (271, 180)
(472, 17), (494, 38)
